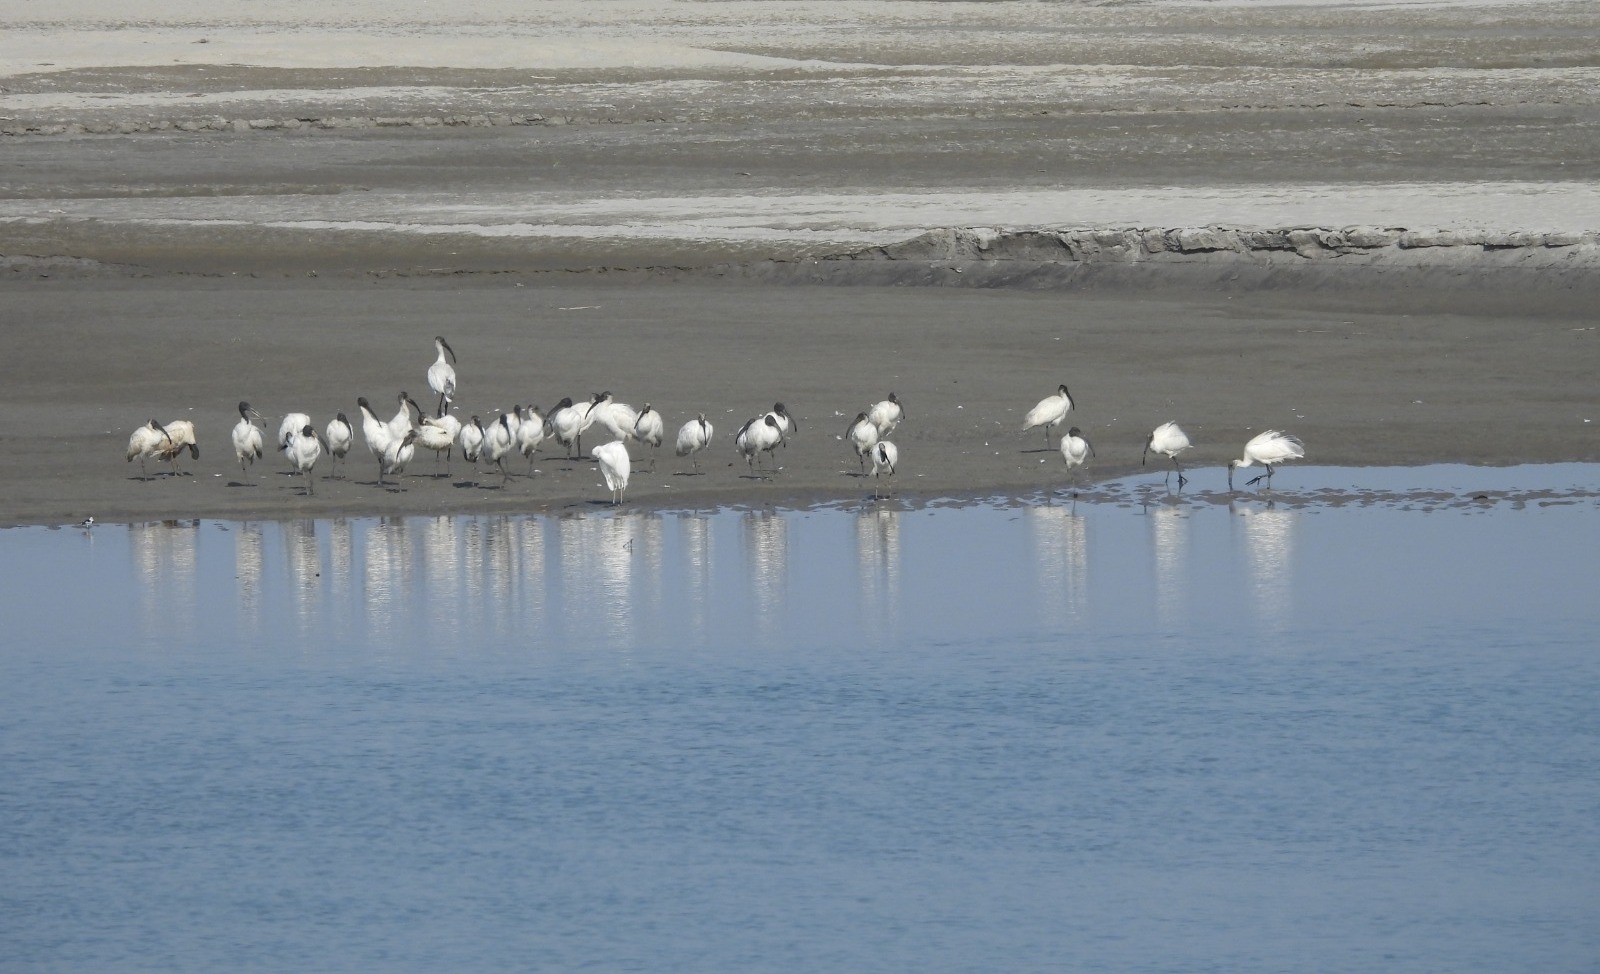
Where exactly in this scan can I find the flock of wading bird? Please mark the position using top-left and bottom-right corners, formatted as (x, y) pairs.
(124, 336), (1307, 505)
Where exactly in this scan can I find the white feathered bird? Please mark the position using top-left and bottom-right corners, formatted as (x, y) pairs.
(1022, 384), (1074, 447)
(633, 404), (665, 469)
(325, 413), (354, 478)
(427, 336), (457, 415)
(871, 440), (898, 498)
(674, 413), (713, 473)
(232, 401), (265, 477)
(592, 440), (631, 505)
(1228, 430), (1305, 490)
(868, 392), (904, 436)
(845, 412), (879, 472)
(285, 423), (327, 494)
(1143, 421), (1193, 487)
(1060, 426), (1094, 483)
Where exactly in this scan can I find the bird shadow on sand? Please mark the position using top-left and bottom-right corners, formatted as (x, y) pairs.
(1020, 447), (1059, 455)
(225, 481), (260, 488)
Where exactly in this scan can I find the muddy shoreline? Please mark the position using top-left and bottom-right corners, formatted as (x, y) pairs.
(4, 273), (1596, 528)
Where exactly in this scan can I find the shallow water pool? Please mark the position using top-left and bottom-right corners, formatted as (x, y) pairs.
(3, 465), (1597, 973)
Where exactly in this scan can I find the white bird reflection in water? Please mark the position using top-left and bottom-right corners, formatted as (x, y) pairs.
(234, 521), (264, 631)
(132, 520), (199, 643)
(327, 518), (355, 648)
(1148, 503), (1190, 629)
(1028, 503), (1088, 629)
(742, 510), (788, 645)
(1232, 499), (1298, 634)
(632, 514), (666, 636)
(363, 517), (414, 646)
(679, 513), (714, 641)
(283, 519), (322, 636)
(559, 514), (636, 647)
(855, 506), (901, 642)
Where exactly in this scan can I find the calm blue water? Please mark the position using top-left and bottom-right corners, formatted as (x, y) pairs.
(3, 466), (1598, 974)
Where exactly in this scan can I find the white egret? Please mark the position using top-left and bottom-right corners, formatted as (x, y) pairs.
(356, 396), (395, 485)
(516, 404), (548, 473)
(459, 415), (486, 465)
(735, 413), (785, 475)
(285, 423), (327, 494)
(845, 412), (879, 472)
(325, 412), (353, 478)
(1228, 430), (1305, 490)
(871, 440), (898, 498)
(1142, 421), (1193, 487)
(483, 412), (517, 481)
(231, 401), (265, 478)
(674, 413), (713, 473)
(868, 392), (904, 436)
(427, 336), (457, 416)
(126, 419), (173, 477)
(1060, 426), (1095, 485)
(633, 404), (665, 470)
(592, 440), (631, 505)
(1022, 384), (1075, 448)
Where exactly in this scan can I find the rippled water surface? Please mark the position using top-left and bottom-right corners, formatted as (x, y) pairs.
(3, 466), (1598, 974)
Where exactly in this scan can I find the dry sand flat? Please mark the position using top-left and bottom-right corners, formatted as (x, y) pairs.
(1, 0), (1597, 524)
